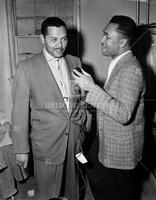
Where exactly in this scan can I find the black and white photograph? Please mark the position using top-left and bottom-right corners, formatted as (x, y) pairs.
(0, 0), (156, 199)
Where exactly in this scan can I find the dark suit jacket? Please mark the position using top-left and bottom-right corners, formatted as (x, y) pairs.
(12, 52), (90, 165)
(86, 52), (146, 169)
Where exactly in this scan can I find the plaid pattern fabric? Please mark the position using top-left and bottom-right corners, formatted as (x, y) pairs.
(86, 52), (145, 169)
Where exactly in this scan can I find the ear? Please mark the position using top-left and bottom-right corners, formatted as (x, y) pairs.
(40, 34), (45, 44)
(120, 38), (128, 48)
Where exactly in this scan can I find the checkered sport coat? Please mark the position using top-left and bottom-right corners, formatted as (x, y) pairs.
(86, 52), (146, 169)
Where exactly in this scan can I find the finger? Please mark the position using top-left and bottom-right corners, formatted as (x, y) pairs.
(16, 160), (23, 167)
(73, 69), (82, 77)
(0, 125), (5, 131)
(72, 72), (81, 80)
(24, 160), (28, 168)
(81, 69), (90, 77)
(72, 72), (78, 79)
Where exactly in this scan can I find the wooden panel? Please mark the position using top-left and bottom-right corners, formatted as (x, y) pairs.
(55, 0), (73, 16)
(36, 17), (46, 35)
(17, 19), (35, 35)
(16, 0), (35, 17)
(61, 17), (74, 28)
(149, 3), (156, 23)
(16, 36), (43, 62)
(17, 36), (43, 54)
(36, 0), (55, 17)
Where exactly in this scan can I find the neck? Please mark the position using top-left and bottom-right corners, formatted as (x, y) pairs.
(113, 46), (131, 58)
(112, 50), (130, 60)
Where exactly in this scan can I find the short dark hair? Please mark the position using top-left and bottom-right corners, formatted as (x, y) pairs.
(41, 17), (67, 37)
(109, 15), (137, 47)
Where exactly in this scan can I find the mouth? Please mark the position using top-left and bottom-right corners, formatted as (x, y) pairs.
(55, 48), (64, 53)
(54, 48), (65, 56)
(101, 46), (106, 51)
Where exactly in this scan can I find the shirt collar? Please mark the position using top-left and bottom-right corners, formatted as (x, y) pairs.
(111, 50), (131, 66)
(105, 50), (131, 85)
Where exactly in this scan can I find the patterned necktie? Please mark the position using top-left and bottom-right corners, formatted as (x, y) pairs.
(56, 59), (69, 111)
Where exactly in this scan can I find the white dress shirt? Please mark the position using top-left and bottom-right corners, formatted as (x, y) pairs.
(43, 48), (70, 111)
(105, 50), (131, 85)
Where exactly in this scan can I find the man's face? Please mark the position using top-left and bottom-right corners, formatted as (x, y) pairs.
(41, 26), (68, 58)
(101, 23), (124, 59)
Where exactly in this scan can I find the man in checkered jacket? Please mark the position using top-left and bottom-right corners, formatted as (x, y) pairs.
(73, 15), (146, 200)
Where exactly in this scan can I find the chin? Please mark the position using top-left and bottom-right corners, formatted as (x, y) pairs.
(102, 52), (108, 56)
(54, 54), (63, 58)
(56, 52), (64, 57)
(101, 49), (107, 55)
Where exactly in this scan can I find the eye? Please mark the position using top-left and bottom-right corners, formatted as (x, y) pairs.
(103, 33), (110, 40)
(50, 38), (57, 42)
(61, 37), (68, 42)
(104, 34), (111, 40)
(46, 36), (57, 43)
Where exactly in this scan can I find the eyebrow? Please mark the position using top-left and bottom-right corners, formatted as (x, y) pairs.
(103, 31), (109, 36)
(48, 35), (67, 39)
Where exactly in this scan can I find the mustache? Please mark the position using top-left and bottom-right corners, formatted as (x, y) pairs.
(55, 47), (64, 51)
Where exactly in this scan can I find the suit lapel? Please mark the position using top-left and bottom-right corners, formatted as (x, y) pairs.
(64, 55), (75, 116)
(104, 63), (122, 90)
(38, 53), (68, 115)
(38, 53), (80, 116)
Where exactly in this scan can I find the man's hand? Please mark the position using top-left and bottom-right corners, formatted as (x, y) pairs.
(72, 69), (96, 92)
(0, 122), (10, 133)
(0, 122), (10, 141)
(16, 153), (29, 168)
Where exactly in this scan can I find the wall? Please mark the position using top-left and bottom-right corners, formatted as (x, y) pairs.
(0, 0), (12, 122)
(80, 0), (137, 83)
(1, 0), (156, 120)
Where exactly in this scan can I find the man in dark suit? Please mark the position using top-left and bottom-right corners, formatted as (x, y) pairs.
(73, 15), (146, 200)
(12, 17), (91, 200)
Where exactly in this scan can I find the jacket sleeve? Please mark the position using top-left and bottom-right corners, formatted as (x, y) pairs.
(86, 65), (145, 125)
(11, 65), (30, 153)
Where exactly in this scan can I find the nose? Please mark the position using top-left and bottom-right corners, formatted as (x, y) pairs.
(57, 39), (63, 47)
(101, 36), (106, 44)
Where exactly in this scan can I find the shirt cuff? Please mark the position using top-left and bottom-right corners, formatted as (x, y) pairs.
(86, 85), (103, 105)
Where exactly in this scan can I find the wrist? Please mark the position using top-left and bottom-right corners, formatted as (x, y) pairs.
(89, 83), (97, 92)
(0, 121), (10, 126)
